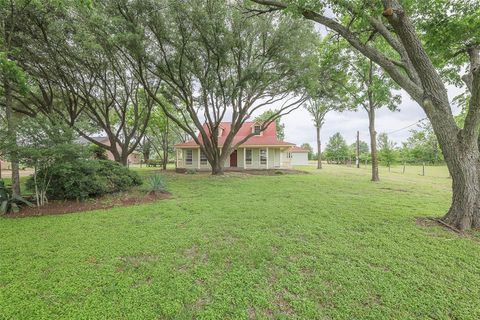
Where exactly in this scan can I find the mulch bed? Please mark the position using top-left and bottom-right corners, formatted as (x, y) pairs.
(5, 191), (172, 218)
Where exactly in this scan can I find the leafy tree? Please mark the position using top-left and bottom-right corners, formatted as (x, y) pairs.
(304, 38), (349, 169)
(4, 1), (156, 166)
(324, 132), (349, 163)
(115, 0), (318, 174)
(349, 141), (369, 161)
(251, 0), (480, 230)
(300, 143), (314, 160)
(402, 122), (443, 165)
(89, 144), (108, 161)
(143, 106), (186, 170)
(255, 110), (286, 140)
(14, 115), (87, 206)
(377, 133), (397, 166)
(345, 52), (401, 181)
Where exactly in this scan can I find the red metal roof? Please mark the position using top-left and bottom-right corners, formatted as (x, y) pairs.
(175, 122), (295, 148)
(289, 146), (309, 153)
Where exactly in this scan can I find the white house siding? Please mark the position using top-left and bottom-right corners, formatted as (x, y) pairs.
(291, 152), (309, 165)
(177, 147), (292, 170)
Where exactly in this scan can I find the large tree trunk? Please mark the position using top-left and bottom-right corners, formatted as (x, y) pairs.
(111, 148), (129, 166)
(430, 105), (480, 230)
(4, 80), (21, 196)
(368, 108), (379, 182)
(209, 152), (225, 175)
(162, 149), (168, 170)
(442, 147), (480, 230)
(162, 135), (168, 170)
(211, 161), (224, 175)
(142, 139), (151, 162)
(316, 125), (322, 169)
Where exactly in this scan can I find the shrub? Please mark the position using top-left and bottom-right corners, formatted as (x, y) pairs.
(89, 144), (108, 160)
(26, 160), (142, 200)
(147, 174), (167, 194)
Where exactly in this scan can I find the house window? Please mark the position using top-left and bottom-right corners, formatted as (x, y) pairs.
(218, 128), (223, 137)
(287, 152), (293, 159)
(200, 151), (207, 165)
(246, 149), (252, 165)
(186, 149), (193, 165)
(260, 149), (267, 165)
(253, 125), (261, 136)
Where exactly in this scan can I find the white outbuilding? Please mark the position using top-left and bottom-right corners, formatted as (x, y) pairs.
(289, 146), (309, 166)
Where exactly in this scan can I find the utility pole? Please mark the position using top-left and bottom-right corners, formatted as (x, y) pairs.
(356, 131), (360, 168)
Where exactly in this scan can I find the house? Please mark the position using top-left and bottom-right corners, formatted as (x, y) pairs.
(174, 122), (299, 171)
(77, 137), (142, 164)
(289, 146), (309, 165)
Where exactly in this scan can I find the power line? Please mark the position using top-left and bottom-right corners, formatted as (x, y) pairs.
(386, 118), (427, 135)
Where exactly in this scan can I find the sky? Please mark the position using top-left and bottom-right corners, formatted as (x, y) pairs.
(280, 84), (465, 148)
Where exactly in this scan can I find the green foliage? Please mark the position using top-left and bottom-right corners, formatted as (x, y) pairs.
(254, 110), (286, 140)
(147, 174), (167, 193)
(410, 0), (480, 84)
(324, 132), (349, 162)
(25, 160), (142, 200)
(378, 133), (398, 165)
(300, 143), (314, 160)
(89, 143), (108, 160)
(303, 37), (351, 129)
(349, 141), (370, 160)
(401, 122), (444, 165)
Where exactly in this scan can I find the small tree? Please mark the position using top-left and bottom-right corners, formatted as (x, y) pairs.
(15, 116), (87, 206)
(324, 132), (349, 164)
(344, 52), (401, 181)
(377, 133), (397, 167)
(304, 39), (349, 169)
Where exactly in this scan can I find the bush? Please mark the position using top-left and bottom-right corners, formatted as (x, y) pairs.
(89, 144), (108, 160)
(26, 160), (142, 200)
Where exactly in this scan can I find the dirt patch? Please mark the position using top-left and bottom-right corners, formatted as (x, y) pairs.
(4, 192), (172, 218)
(116, 253), (159, 273)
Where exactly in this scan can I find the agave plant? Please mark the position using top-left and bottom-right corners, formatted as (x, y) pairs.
(147, 174), (167, 194)
(0, 180), (34, 214)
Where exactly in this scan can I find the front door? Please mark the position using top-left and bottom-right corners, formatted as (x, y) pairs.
(230, 150), (237, 167)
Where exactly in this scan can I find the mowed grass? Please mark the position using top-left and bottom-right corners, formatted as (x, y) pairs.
(1, 164), (479, 319)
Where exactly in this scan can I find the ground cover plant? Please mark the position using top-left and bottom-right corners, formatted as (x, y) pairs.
(0, 165), (479, 319)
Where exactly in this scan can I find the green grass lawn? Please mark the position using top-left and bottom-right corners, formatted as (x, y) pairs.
(1, 164), (479, 319)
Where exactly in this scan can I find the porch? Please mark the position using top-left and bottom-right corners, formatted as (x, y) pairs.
(176, 147), (292, 170)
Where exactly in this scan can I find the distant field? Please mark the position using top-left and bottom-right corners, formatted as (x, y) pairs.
(1, 163), (479, 319)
